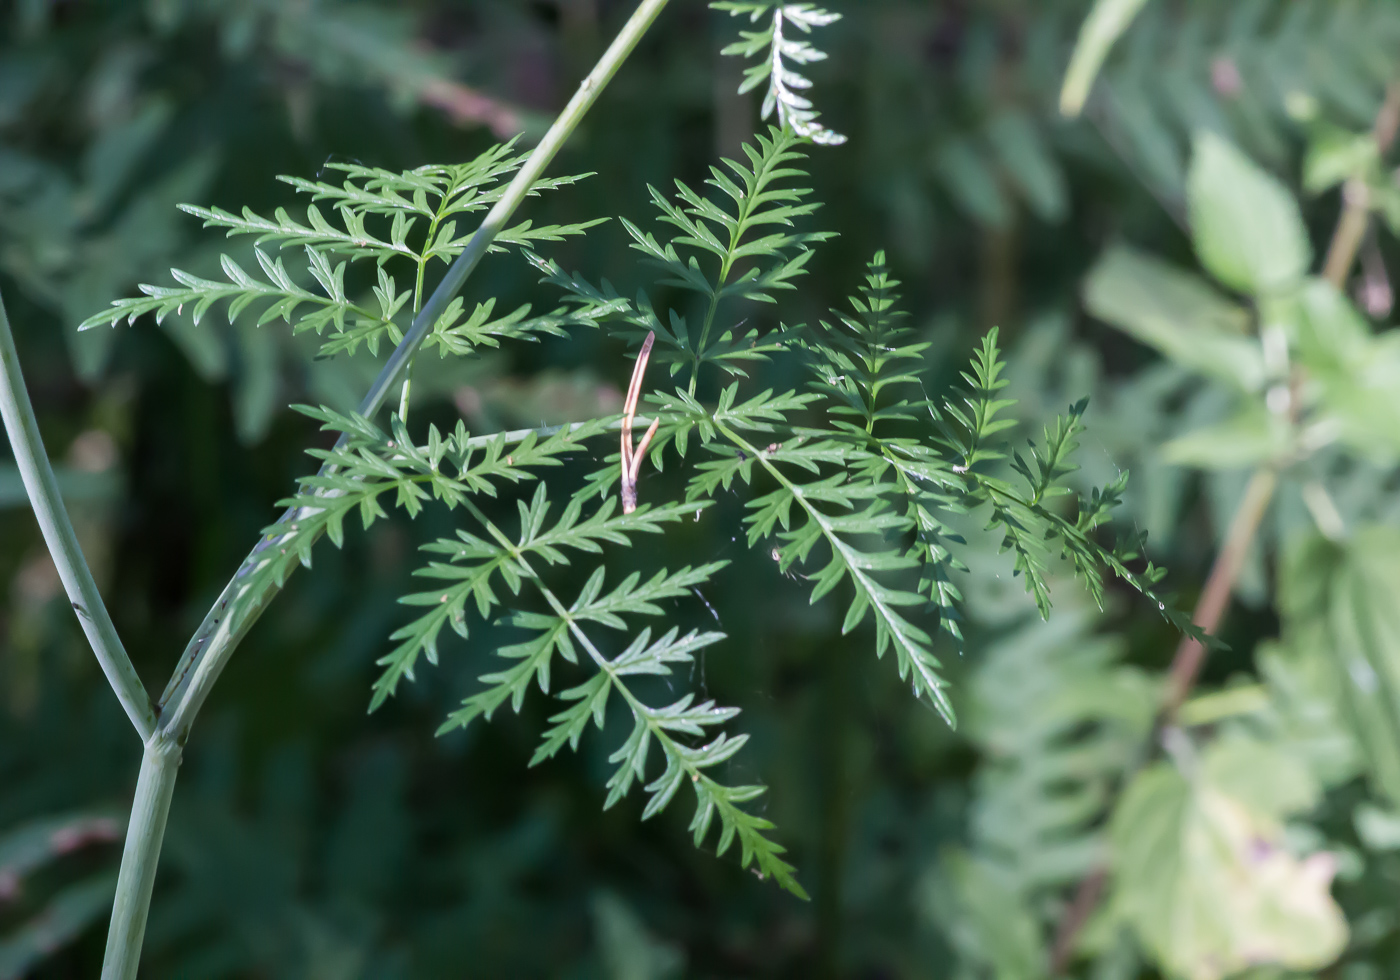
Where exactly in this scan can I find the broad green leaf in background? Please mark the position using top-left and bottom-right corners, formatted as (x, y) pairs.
(1159, 402), (1289, 470)
(1302, 124), (1379, 195)
(1083, 244), (1262, 391)
(1287, 280), (1400, 463)
(1110, 734), (1346, 980)
(1255, 640), (1363, 793)
(1059, 0), (1150, 117)
(1188, 132), (1311, 296)
(1280, 528), (1400, 809)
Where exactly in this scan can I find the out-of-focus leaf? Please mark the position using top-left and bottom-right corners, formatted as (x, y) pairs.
(1177, 684), (1269, 727)
(0, 812), (121, 895)
(1104, 80), (1186, 194)
(931, 608), (1154, 970)
(935, 138), (1010, 228)
(1354, 803), (1400, 852)
(1280, 528), (1400, 808)
(926, 850), (1047, 980)
(0, 874), (117, 979)
(60, 151), (218, 382)
(1288, 280), (1400, 462)
(592, 892), (685, 980)
(78, 98), (173, 221)
(1302, 124), (1378, 194)
(1256, 639), (1363, 792)
(1083, 244), (1262, 391)
(1110, 734), (1346, 980)
(232, 321), (280, 445)
(1187, 131), (1311, 296)
(987, 111), (1068, 223)
(1160, 403), (1289, 469)
(1059, 0), (1150, 117)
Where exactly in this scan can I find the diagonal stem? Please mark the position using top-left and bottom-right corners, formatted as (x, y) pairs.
(156, 0), (676, 741)
(92, 5), (676, 980)
(0, 287), (156, 740)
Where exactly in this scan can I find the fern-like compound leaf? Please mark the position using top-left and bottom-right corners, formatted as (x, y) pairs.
(713, 3), (847, 146)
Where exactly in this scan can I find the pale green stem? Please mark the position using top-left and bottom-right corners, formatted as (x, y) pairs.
(91, 5), (676, 979)
(0, 287), (156, 740)
(157, 0), (676, 738)
(101, 737), (180, 980)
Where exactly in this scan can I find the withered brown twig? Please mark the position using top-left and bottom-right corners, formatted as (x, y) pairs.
(620, 331), (660, 514)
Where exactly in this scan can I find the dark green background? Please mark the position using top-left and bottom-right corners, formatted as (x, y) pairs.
(2, 1), (1392, 976)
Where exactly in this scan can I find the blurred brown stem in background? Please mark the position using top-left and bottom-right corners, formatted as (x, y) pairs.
(1049, 77), (1400, 979)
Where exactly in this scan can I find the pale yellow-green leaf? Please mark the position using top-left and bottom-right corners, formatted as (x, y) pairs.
(1160, 404), (1289, 470)
(1177, 684), (1269, 728)
(1111, 736), (1346, 980)
(1083, 244), (1261, 391)
(1188, 132), (1311, 297)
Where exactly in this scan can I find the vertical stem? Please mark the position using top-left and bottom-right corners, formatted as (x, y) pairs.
(0, 287), (156, 740)
(101, 738), (181, 980)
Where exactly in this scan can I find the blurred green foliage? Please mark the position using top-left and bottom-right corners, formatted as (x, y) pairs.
(11, 0), (1400, 977)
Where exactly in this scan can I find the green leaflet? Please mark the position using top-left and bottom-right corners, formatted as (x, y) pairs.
(530, 126), (833, 385)
(78, 140), (598, 361)
(712, 3), (846, 146)
(140, 127), (1196, 903)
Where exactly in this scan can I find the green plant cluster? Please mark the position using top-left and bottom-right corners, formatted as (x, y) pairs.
(10, 1), (1400, 978)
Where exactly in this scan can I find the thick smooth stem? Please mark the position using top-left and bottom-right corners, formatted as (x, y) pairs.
(101, 738), (181, 980)
(0, 288), (156, 740)
(156, 0), (674, 739)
